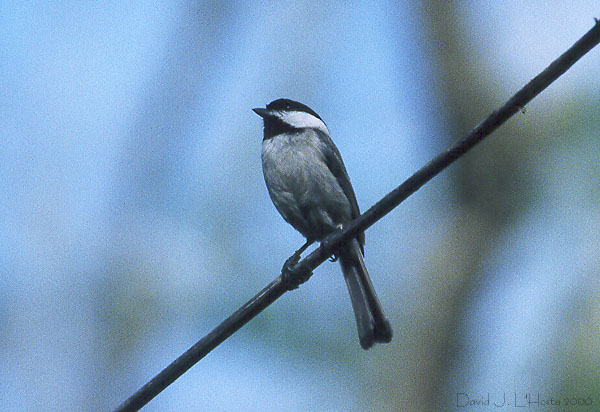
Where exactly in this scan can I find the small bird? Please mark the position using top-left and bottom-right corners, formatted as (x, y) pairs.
(253, 98), (392, 349)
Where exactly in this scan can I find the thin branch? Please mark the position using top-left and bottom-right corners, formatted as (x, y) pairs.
(111, 20), (600, 412)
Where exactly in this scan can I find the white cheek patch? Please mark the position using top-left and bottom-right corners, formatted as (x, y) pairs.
(278, 111), (329, 134)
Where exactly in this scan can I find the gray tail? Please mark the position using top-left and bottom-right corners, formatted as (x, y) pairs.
(338, 238), (393, 349)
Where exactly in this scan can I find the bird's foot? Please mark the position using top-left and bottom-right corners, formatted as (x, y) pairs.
(281, 252), (312, 290)
(320, 233), (339, 262)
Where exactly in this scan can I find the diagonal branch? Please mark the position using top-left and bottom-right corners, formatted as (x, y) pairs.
(111, 19), (600, 412)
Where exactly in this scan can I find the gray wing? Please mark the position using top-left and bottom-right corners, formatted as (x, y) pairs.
(316, 129), (365, 250)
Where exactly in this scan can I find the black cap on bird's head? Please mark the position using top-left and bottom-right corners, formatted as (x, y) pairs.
(253, 98), (328, 139)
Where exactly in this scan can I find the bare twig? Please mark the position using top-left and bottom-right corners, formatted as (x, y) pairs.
(111, 20), (600, 412)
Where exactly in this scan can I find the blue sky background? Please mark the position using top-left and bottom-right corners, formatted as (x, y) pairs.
(1, 2), (599, 411)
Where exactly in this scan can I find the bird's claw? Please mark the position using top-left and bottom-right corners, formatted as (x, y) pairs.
(282, 252), (312, 290)
(320, 233), (339, 262)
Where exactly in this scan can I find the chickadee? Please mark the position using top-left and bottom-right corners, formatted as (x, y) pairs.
(253, 98), (392, 349)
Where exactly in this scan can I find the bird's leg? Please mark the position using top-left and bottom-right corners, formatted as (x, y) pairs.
(294, 239), (312, 258)
(282, 240), (313, 290)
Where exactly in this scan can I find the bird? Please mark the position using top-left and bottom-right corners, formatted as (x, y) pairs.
(253, 98), (392, 349)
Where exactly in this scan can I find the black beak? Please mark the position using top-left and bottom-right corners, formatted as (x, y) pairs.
(252, 108), (270, 118)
